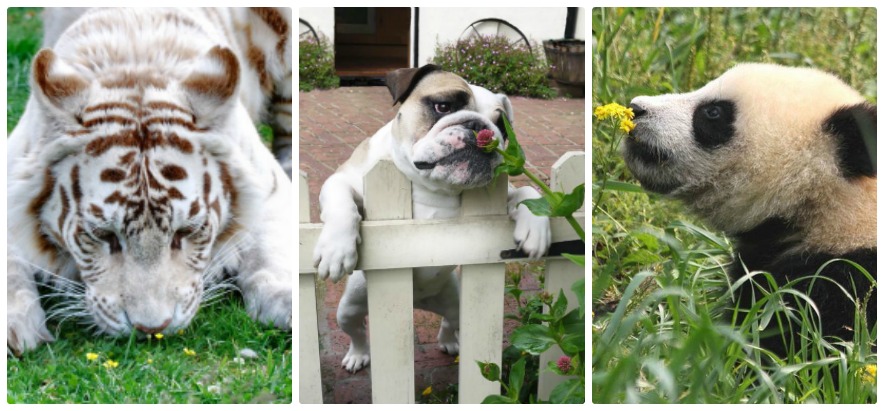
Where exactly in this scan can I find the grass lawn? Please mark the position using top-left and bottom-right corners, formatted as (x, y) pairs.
(6, 8), (292, 403)
(592, 7), (877, 404)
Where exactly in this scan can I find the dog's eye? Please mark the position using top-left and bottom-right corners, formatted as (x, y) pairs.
(434, 103), (452, 114)
(704, 105), (721, 119)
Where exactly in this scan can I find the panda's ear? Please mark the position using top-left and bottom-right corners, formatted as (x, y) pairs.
(824, 103), (876, 179)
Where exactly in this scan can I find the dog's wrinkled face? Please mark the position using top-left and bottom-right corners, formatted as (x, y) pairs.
(386, 66), (514, 192)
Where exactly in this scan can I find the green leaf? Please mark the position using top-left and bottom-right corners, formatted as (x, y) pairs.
(551, 290), (568, 320)
(561, 253), (585, 267)
(548, 378), (584, 404)
(476, 361), (501, 382)
(510, 324), (557, 355)
(500, 113), (526, 172)
(553, 183), (585, 216)
(592, 180), (645, 193)
(559, 332), (584, 357)
(508, 357), (527, 400)
(481, 395), (519, 404)
(519, 197), (552, 216)
(570, 277), (585, 319)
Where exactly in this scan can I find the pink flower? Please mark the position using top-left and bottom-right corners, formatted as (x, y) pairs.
(557, 356), (572, 373)
(476, 129), (494, 147)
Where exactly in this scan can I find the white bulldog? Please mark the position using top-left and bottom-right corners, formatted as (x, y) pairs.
(312, 65), (551, 373)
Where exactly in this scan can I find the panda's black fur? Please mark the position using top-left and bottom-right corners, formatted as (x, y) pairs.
(623, 63), (877, 357)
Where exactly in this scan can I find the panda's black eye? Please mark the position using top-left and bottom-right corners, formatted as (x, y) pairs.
(704, 105), (722, 119)
(434, 103), (452, 114)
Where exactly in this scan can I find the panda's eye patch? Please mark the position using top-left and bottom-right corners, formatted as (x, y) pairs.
(704, 105), (722, 119)
(693, 100), (737, 150)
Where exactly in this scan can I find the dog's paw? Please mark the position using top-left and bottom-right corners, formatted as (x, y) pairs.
(7, 302), (54, 356)
(313, 224), (360, 283)
(512, 205), (551, 260)
(341, 344), (371, 373)
(437, 321), (459, 355)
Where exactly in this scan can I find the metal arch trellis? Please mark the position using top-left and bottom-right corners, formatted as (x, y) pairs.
(299, 18), (320, 46)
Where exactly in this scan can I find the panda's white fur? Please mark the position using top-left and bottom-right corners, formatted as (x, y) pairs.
(623, 63), (876, 355)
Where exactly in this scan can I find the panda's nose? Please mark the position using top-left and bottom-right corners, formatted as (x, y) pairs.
(629, 103), (648, 119)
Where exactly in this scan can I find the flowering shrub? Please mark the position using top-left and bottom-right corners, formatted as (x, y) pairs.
(433, 35), (555, 99)
(299, 35), (339, 92)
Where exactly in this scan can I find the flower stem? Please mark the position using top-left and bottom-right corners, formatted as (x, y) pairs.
(565, 214), (585, 242)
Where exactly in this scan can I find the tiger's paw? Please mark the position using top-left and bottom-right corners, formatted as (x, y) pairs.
(245, 284), (292, 331)
(7, 303), (54, 356)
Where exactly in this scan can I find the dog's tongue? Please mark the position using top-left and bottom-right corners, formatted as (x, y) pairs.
(414, 161), (436, 170)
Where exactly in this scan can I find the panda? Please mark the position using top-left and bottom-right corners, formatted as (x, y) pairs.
(623, 63), (876, 356)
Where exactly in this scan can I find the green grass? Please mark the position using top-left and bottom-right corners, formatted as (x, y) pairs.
(592, 7), (877, 404)
(6, 8), (292, 403)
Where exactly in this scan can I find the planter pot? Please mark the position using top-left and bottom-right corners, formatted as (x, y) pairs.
(543, 39), (585, 97)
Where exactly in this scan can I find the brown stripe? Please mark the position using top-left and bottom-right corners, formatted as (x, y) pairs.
(247, 45), (273, 93)
(71, 165), (83, 203)
(119, 151), (136, 165)
(142, 117), (197, 131)
(166, 133), (195, 154)
(188, 199), (201, 218)
(58, 186), (70, 232)
(168, 188), (185, 200)
(160, 165), (188, 181)
(100, 168), (127, 182)
(83, 115), (137, 129)
(250, 7), (290, 60)
(145, 101), (191, 115)
(216, 221), (242, 243)
(90, 204), (105, 219)
(84, 102), (138, 113)
(86, 131), (139, 156)
(104, 191), (127, 205)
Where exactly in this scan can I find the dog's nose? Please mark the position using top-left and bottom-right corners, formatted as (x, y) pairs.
(629, 102), (648, 119)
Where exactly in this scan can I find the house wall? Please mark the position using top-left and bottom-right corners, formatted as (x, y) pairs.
(298, 7), (335, 44)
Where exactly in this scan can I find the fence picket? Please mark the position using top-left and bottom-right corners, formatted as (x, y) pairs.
(363, 160), (416, 403)
(538, 152), (586, 400)
(298, 170), (323, 403)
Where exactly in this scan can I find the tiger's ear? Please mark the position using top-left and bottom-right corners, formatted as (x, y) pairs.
(183, 46), (240, 126)
(31, 48), (90, 119)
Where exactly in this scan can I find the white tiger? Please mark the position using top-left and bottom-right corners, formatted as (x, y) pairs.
(6, 8), (293, 356)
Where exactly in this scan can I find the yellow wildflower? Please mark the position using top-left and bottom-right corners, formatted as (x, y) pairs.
(860, 364), (876, 384)
(454, 356), (459, 364)
(183, 348), (196, 356)
(593, 102), (634, 122)
(422, 386), (433, 396)
(147, 358), (154, 364)
(103, 359), (119, 369)
(86, 352), (99, 361)
(619, 118), (636, 133)
(177, 329), (185, 336)
(154, 333), (164, 340)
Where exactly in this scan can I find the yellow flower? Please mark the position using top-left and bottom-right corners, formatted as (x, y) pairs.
(454, 356), (459, 364)
(86, 352), (99, 361)
(103, 359), (119, 369)
(593, 102), (634, 122)
(177, 329), (185, 336)
(861, 364), (876, 384)
(147, 358), (154, 364)
(154, 333), (164, 340)
(183, 348), (196, 356)
(421, 386), (433, 396)
(619, 118), (636, 133)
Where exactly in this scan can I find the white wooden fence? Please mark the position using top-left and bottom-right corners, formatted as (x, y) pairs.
(298, 151), (585, 404)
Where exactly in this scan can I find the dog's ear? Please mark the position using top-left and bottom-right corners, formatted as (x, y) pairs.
(386, 64), (441, 105)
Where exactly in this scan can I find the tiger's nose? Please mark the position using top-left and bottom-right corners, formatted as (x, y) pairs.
(134, 318), (172, 335)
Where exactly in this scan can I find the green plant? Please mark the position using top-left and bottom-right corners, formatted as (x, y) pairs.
(298, 35), (339, 92)
(473, 115), (586, 403)
(433, 35), (556, 99)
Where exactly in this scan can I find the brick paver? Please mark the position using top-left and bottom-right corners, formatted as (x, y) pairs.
(298, 86), (585, 403)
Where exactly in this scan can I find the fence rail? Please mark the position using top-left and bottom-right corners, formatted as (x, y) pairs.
(298, 151), (585, 403)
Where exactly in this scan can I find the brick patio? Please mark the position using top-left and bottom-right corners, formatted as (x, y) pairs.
(298, 85), (585, 403)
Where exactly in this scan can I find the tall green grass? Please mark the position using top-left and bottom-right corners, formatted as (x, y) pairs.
(591, 8), (877, 404)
